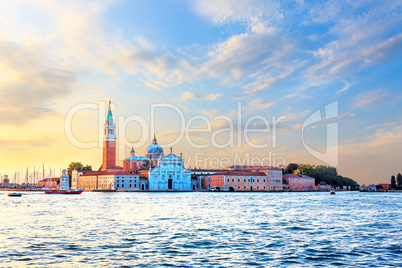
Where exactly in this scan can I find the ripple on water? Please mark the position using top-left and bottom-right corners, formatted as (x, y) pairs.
(0, 191), (401, 267)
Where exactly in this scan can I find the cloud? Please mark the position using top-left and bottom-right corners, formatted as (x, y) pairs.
(248, 99), (275, 111)
(180, 91), (223, 101)
(355, 90), (390, 108)
(0, 40), (78, 126)
(307, 2), (402, 78)
(201, 27), (297, 93)
(205, 93), (223, 100)
(193, 0), (281, 26)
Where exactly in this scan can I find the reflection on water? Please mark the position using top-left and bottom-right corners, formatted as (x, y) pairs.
(0, 192), (401, 266)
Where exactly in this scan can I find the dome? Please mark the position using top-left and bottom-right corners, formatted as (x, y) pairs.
(145, 135), (164, 158)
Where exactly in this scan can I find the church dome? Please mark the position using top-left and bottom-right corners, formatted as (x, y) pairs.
(145, 135), (164, 158)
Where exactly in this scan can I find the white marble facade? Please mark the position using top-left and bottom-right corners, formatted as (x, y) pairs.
(148, 150), (191, 191)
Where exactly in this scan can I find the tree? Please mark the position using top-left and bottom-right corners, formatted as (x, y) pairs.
(391, 175), (396, 189)
(284, 163), (299, 174)
(295, 164), (315, 178)
(67, 162), (92, 187)
(397, 173), (402, 186)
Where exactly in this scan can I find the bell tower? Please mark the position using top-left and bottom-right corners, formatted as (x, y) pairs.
(102, 101), (116, 170)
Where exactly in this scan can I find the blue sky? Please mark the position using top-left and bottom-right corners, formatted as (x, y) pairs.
(0, 0), (401, 184)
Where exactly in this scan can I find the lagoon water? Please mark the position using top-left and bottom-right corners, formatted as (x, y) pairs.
(1, 191), (401, 267)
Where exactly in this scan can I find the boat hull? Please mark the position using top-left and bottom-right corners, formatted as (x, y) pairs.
(45, 190), (83, 194)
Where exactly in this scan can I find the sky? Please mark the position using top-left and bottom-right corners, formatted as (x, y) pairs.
(0, 0), (401, 185)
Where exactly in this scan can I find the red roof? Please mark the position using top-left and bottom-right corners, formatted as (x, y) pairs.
(227, 165), (282, 170)
(38, 177), (60, 183)
(79, 171), (139, 177)
(283, 174), (314, 179)
(210, 171), (267, 176)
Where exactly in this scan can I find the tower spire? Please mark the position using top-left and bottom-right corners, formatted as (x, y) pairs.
(107, 101), (113, 122)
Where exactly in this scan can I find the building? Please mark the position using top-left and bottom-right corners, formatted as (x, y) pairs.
(72, 101), (193, 192)
(317, 181), (331, 191)
(148, 148), (192, 191)
(205, 170), (283, 192)
(38, 177), (60, 188)
(60, 170), (69, 190)
(2, 175), (9, 188)
(102, 101), (120, 171)
(377, 184), (390, 190)
(76, 170), (145, 191)
(283, 174), (315, 191)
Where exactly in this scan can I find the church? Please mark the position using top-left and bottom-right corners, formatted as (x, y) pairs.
(72, 101), (195, 191)
(148, 148), (192, 191)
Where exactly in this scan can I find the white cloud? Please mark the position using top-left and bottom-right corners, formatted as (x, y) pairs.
(205, 93), (223, 100)
(248, 99), (275, 111)
(308, 1), (402, 78)
(180, 91), (223, 101)
(0, 40), (78, 125)
(355, 89), (389, 108)
(193, 0), (281, 26)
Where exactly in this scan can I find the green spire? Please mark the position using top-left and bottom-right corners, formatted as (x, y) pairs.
(107, 101), (113, 122)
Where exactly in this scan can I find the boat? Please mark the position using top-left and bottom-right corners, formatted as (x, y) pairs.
(8, 192), (22, 197)
(330, 189), (336, 195)
(44, 169), (83, 194)
(45, 189), (83, 194)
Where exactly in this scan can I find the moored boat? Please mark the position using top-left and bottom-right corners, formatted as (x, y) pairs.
(8, 192), (22, 197)
(45, 189), (82, 194)
(44, 169), (83, 194)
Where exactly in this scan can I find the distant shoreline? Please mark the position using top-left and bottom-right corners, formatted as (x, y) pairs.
(1, 189), (401, 193)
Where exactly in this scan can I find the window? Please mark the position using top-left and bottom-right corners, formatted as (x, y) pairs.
(257, 178), (259, 183)
(238, 186), (240, 189)
(227, 178), (230, 182)
(117, 184), (119, 187)
(238, 179), (240, 182)
(264, 179), (266, 182)
(244, 178), (246, 183)
(134, 184), (136, 188)
(130, 184), (132, 188)
(264, 186), (266, 189)
(232, 179), (234, 182)
(244, 186), (246, 189)
(257, 186), (259, 189)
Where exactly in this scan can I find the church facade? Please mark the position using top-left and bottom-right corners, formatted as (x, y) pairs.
(148, 149), (192, 191)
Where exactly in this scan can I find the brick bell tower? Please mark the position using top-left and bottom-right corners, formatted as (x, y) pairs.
(102, 101), (116, 170)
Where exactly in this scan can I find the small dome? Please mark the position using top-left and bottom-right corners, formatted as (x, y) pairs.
(145, 135), (164, 158)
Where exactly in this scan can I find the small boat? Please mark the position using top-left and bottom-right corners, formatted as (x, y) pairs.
(45, 189), (83, 194)
(330, 190), (336, 195)
(45, 169), (83, 194)
(8, 192), (22, 197)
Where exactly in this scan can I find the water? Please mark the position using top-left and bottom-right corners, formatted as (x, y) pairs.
(1, 192), (401, 267)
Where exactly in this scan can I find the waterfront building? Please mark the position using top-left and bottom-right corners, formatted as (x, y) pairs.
(2, 175), (9, 188)
(75, 170), (145, 191)
(38, 177), (60, 188)
(148, 148), (191, 191)
(377, 184), (390, 190)
(206, 170), (282, 192)
(283, 174), (315, 191)
(60, 170), (69, 191)
(317, 181), (332, 191)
